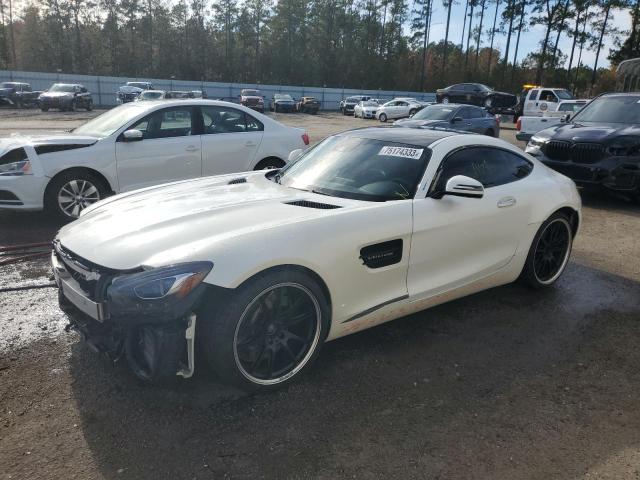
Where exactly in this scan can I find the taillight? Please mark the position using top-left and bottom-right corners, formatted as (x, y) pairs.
(516, 118), (521, 131)
(302, 133), (310, 145)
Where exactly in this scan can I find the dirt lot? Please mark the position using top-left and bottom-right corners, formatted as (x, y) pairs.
(0, 108), (639, 480)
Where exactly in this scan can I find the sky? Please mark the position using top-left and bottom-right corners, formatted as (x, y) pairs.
(424, 2), (631, 70)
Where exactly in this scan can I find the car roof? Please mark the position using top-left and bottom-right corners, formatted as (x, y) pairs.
(600, 92), (640, 98)
(337, 127), (458, 147)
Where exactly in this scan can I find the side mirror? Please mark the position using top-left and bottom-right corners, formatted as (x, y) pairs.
(434, 175), (484, 199)
(451, 116), (463, 123)
(122, 129), (143, 142)
(288, 148), (304, 163)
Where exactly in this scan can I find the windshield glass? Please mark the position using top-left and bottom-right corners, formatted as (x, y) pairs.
(275, 94), (293, 101)
(558, 102), (585, 112)
(572, 95), (640, 124)
(361, 101), (378, 107)
(412, 104), (455, 120)
(72, 104), (143, 137)
(476, 84), (491, 91)
(49, 84), (76, 93)
(556, 90), (574, 100)
(140, 91), (163, 100)
(346, 96), (360, 102)
(279, 135), (430, 202)
(242, 90), (259, 96)
(128, 82), (149, 89)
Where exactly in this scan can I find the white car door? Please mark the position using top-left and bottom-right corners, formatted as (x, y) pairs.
(394, 101), (409, 118)
(115, 105), (202, 192)
(408, 144), (534, 299)
(199, 105), (264, 175)
(524, 89), (540, 116)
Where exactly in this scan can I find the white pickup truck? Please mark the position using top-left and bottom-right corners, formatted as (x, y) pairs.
(516, 99), (588, 142)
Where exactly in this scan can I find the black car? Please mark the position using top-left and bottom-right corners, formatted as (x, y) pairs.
(525, 93), (640, 202)
(0, 82), (42, 108)
(296, 96), (320, 114)
(436, 83), (516, 113)
(394, 104), (500, 137)
(269, 93), (296, 113)
(39, 83), (93, 111)
(117, 81), (154, 103)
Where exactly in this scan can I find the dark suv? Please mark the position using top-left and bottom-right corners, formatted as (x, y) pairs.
(39, 83), (93, 111)
(525, 93), (640, 201)
(0, 82), (42, 108)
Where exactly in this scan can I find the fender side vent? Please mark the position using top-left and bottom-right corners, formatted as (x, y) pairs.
(285, 200), (342, 209)
(360, 239), (403, 269)
(228, 177), (247, 185)
(34, 144), (93, 155)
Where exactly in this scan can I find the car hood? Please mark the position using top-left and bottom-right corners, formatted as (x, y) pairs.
(534, 122), (640, 142)
(242, 95), (262, 100)
(56, 172), (364, 270)
(40, 91), (73, 98)
(0, 134), (99, 155)
(394, 119), (446, 128)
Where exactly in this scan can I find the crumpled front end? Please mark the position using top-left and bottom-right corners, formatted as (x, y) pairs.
(52, 241), (214, 381)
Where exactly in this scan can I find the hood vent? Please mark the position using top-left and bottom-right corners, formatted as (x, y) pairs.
(285, 200), (342, 210)
(35, 143), (94, 155)
(227, 177), (247, 185)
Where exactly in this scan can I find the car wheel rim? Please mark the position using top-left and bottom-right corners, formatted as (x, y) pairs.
(442, 97), (449, 104)
(533, 218), (572, 284)
(234, 283), (322, 385)
(58, 179), (101, 218)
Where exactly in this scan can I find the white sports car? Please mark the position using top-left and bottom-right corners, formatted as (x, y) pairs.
(0, 100), (309, 219)
(53, 128), (581, 392)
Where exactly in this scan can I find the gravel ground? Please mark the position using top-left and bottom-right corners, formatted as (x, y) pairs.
(0, 108), (639, 480)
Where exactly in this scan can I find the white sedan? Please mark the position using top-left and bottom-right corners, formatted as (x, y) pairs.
(53, 127), (581, 392)
(0, 100), (309, 219)
(353, 100), (380, 119)
(376, 99), (423, 122)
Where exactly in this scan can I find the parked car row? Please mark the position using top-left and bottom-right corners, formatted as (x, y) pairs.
(241, 89), (321, 114)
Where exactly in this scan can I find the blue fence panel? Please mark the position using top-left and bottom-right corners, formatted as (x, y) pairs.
(0, 70), (436, 110)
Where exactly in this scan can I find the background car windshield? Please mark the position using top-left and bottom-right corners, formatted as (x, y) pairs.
(413, 105), (455, 120)
(362, 101), (378, 106)
(476, 84), (491, 91)
(128, 83), (148, 89)
(243, 90), (259, 96)
(572, 96), (640, 124)
(556, 90), (574, 100)
(346, 96), (360, 102)
(279, 136), (430, 201)
(275, 94), (293, 101)
(72, 104), (141, 137)
(49, 84), (75, 92)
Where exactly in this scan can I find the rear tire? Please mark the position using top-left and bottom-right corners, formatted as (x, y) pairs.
(409, 109), (417, 117)
(484, 128), (495, 137)
(519, 212), (573, 288)
(200, 268), (330, 392)
(441, 96), (450, 104)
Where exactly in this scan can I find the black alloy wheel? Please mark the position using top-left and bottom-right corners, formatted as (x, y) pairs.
(233, 283), (321, 384)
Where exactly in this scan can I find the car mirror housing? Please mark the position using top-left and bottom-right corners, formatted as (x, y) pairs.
(440, 175), (484, 199)
(288, 149), (304, 163)
(122, 129), (143, 142)
(452, 116), (463, 123)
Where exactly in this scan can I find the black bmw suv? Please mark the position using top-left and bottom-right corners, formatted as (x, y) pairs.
(525, 93), (640, 202)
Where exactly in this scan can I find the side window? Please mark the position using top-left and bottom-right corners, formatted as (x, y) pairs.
(398, 101), (408, 107)
(201, 106), (263, 134)
(467, 107), (483, 119)
(81, 87), (88, 93)
(24, 85), (32, 92)
(129, 107), (194, 139)
(432, 146), (533, 192)
(529, 89), (539, 101)
(540, 90), (558, 102)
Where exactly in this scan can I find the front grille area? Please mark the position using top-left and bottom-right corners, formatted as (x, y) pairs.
(54, 242), (117, 301)
(544, 141), (606, 164)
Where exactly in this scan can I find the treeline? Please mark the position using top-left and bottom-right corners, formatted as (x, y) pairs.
(0, 0), (635, 95)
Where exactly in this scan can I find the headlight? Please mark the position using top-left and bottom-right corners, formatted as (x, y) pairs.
(528, 136), (546, 148)
(111, 262), (213, 300)
(0, 160), (32, 176)
(608, 136), (640, 156)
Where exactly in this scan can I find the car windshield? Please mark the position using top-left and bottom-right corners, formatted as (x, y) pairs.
(412, 105), (455, 120)
(558, 102), (585, 112)
(572, 95), (640, 124)
(362, 101), (378, 107)
(556, 90), (574, 100)
(242, 90), (260, 96)
(49, 84), (76, 92)
(71, 104), (143, 137)
(475, 84), (491, 91)
(275, 94), (293, 101)
(128, 82), (149, 89)
(278, 135), (430, 202)
(346, 96), (360, 102)
(140, 91), (163, 99)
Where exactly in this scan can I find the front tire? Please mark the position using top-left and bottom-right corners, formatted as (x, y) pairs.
(200, 268), (330, 392)
(45, 170), (109, 220)
(441, 96), (450, 104)
(519, 212), (573, 288)
(379, 113), (387, 122)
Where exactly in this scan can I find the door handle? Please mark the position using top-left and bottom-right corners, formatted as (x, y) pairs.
(185, 145), (199, 152)
(245, 141), (257, 147)
(497, 196), (517, 208)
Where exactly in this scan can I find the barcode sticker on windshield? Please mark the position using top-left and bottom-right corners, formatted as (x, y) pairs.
(379, 146), (423, 159)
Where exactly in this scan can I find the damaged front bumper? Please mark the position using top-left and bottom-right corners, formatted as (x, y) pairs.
(52, 244), (212, 381)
